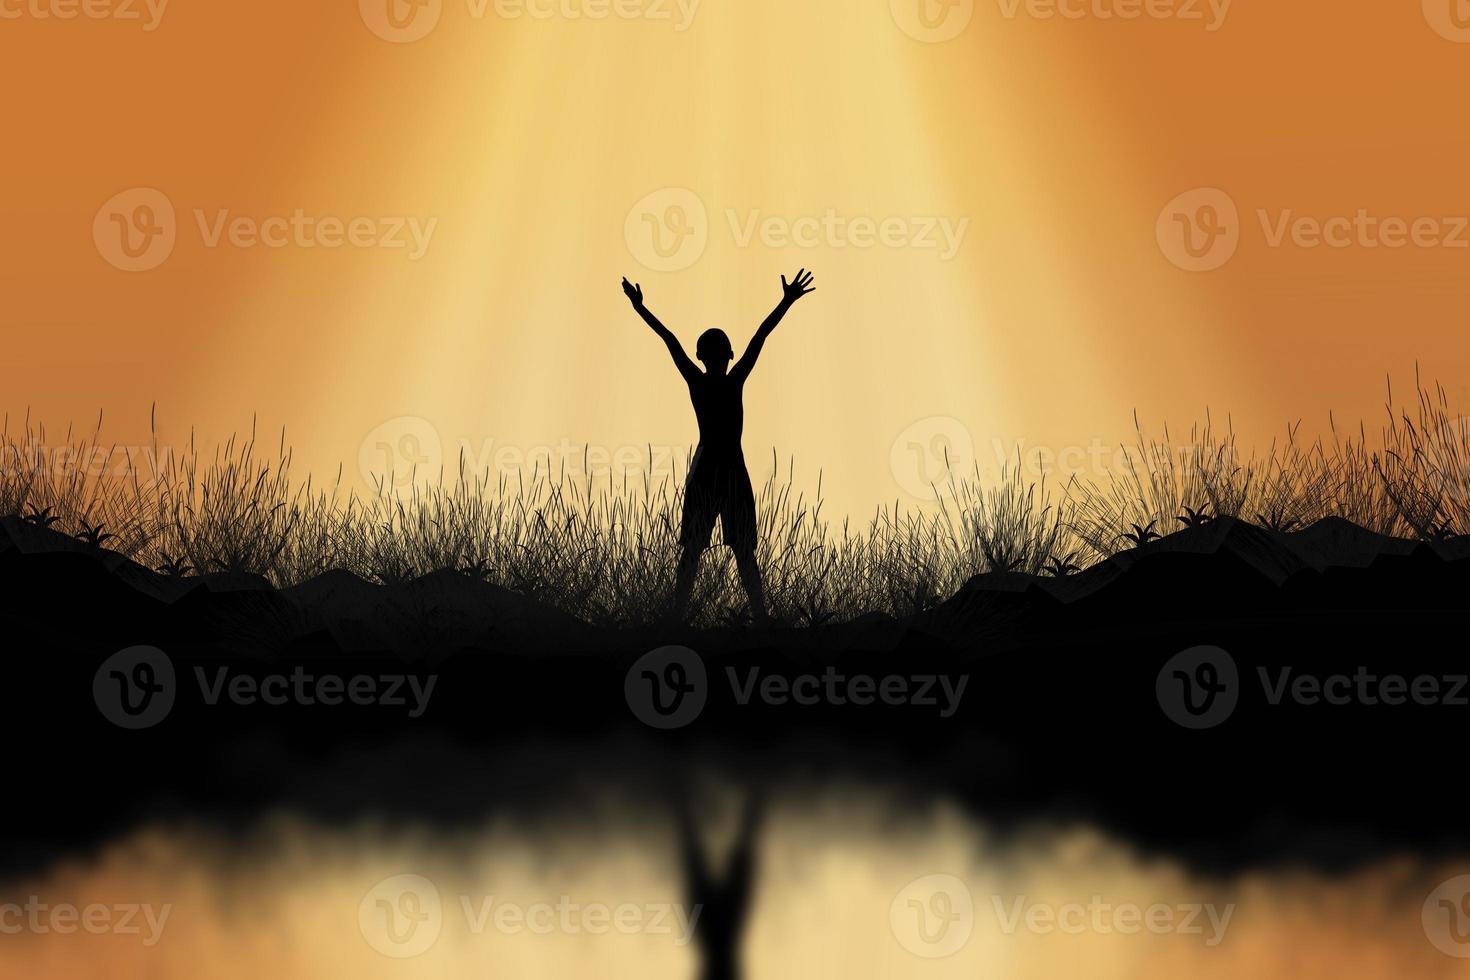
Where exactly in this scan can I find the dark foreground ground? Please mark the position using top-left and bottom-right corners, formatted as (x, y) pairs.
(3, 515), (1468, 879)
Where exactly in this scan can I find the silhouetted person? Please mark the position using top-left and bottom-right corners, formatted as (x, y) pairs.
(677, 790), (764, 980)
(622, 270), (817, 623)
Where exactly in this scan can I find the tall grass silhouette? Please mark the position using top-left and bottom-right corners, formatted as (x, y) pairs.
(3, 375), (1466, 627)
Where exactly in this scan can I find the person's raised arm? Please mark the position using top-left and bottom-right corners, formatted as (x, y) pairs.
(623, 277), (700, 384)
(731, 269), (815, 383)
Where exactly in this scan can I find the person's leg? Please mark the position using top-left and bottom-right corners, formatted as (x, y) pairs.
(673, 543), (703, 619)
(675, 482), (717, 621)
(733, 549), (767, 625)
(725, 468), (768, 625)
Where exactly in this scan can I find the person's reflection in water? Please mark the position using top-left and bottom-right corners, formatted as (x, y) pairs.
(677, 790), (764, 980)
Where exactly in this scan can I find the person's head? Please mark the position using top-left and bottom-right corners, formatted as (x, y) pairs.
(696, 328), (734, 375)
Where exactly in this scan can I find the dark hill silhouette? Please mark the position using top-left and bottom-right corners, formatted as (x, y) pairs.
(3, 513), (1470, 881)
(7, 513), (1468, 656)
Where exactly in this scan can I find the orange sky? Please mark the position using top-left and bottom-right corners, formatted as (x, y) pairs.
(3, 0), (1469, 515)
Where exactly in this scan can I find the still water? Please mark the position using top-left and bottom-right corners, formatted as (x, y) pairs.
(1, 791), (1463, 979)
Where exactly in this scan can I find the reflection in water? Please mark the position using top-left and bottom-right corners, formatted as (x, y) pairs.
(679, 788), (764, 980)
(0, 793), (1466, 979)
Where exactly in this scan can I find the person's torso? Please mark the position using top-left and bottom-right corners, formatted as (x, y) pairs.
(687, 373), (744, 453)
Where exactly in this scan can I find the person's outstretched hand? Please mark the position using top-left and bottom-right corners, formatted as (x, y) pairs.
(622, 277), (645, 310)
(781, 269), (816, 304)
